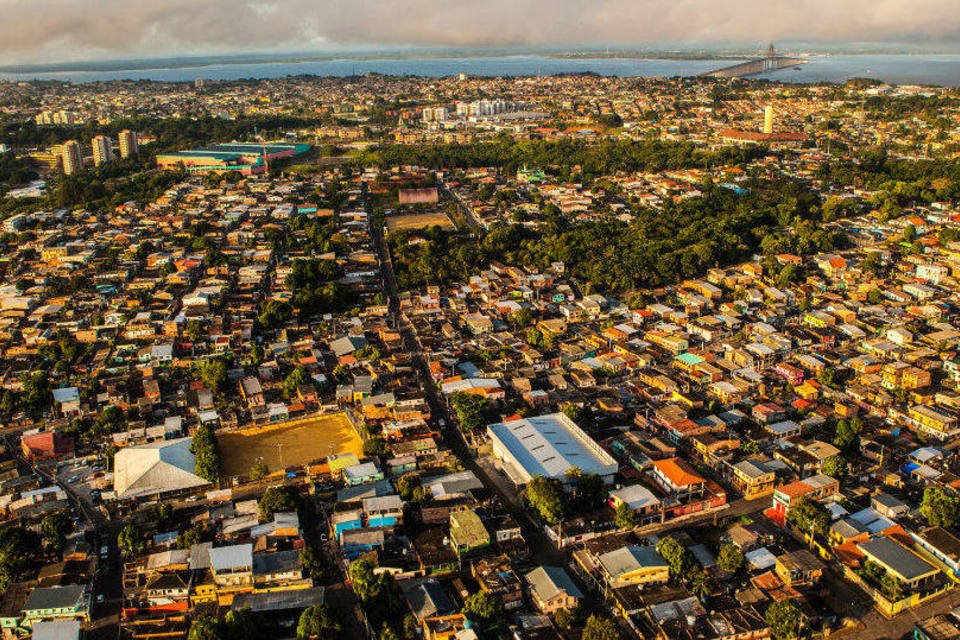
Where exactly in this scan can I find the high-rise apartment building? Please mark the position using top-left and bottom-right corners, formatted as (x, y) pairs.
(92, 135), (113, 166)
(118, 130), (139, 158)
(61, 140), (83, 175)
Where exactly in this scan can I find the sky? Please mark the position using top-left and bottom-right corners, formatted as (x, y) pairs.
(1, 0), (959, 65)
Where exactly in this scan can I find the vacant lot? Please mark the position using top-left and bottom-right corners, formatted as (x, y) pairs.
(385, 211), (455, 232)
(218, 413), (362, 477)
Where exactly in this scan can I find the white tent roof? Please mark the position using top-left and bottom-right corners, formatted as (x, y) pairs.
(113, 437), (209, 498)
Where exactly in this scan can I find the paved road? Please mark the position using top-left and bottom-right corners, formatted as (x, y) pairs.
(370, 200), (565, 566)
(437, 179), (484, 231)
(831, 584), (960, 640)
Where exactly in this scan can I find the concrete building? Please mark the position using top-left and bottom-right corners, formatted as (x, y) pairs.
(118, 130), (139, 158)
(92, 135), (113, 166)
(596, 545), (669, 589)
(525, 566), (583, 614)
(60, 140), (82, 175)
(487, 413), (618, 486)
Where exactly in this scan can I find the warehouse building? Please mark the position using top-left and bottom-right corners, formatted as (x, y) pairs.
(487, 413), (617, 486)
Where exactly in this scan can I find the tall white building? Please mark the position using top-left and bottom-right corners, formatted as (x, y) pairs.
(118, 130), (139, 158)
(61, 140), (83, 175)
(91, 135), (113, 166)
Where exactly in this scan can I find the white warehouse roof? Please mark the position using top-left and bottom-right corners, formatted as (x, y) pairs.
(487, 412), (617, 484)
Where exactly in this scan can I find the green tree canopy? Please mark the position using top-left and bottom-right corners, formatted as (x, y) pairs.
(461, 591), (503, 632)
(786, 496), (831, 536)
(822, 455), (848, 479)
(297, 604), (342, 640)
(259, 485), (302, 520)
(117, 523), (145, 559)
(449, 392), (491, 433)
(526, 476), (566, 525)
(716, 543), (745, 573)
(581, 615), (621, 640)
(614, 503), (638, 529)
(765, 600), (803, 639)
(921, 486), (960, 528)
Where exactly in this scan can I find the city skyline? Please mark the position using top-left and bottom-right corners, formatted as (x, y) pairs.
(2, 0), (960, 65)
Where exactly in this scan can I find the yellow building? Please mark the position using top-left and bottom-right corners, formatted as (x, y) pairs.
(729, 459), (776, 499)
(908, 405), (959, 439)
(596, 545), (669, 589)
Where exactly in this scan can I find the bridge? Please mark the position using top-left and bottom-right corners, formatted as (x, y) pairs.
(699, 44), (807, 79)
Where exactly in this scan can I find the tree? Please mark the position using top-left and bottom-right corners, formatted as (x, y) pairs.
(765, 600), (803, 639)
(508, 308), (533, 329)
(282, 366), (312, 398)
(395, 473), (421, 501)
(832, 418), (863, 453)
(0, 527), (42, 589)
(297, 604), (342, 640)
(363, 436), (390, 457)
(300, 544), (332, 581)
(449, 392), (490, 433)
(117, 523), (145, 559)
(197, 359), (228, 394)
(223, 609), (264, 640)
(91, 405), (127, 436)
(554, 606), (582, 631)
(40, 512), (71, 556)
(349, 556), (383, 603)
(188, 615), (223, 640)
(656, 536), (692, 577)
(249, 459), (270, 481)
(689, 569), (714, 600)
(581, 615), (620, 640)
(526, 476), (565, 525)
(787, 496), (831, 536)
(882, 573), (905, 601)
(191, 423), (221, 482)
(177, 522), (211, 550)
(716, 543), (745, 573)
(259, 299), (293, 330)
(573, 472), (606, 509)
(920, 486), (960, 528)
(461, 591), (503, 631)
(614, 503), (638, 529)
(563, 403), (593, 429)
(259, 485), (302, 520)
(822, 455), (848, 479)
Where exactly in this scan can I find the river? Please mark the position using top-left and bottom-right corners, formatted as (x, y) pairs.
(1, 54), (960, 86)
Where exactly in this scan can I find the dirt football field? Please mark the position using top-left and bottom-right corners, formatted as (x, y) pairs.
(218, 413), (362, 476)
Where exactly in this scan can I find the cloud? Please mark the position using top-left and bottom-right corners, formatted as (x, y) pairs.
(0, 0), (958, 63)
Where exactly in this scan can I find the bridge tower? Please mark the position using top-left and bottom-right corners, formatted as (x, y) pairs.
(764, 43), (777, 71)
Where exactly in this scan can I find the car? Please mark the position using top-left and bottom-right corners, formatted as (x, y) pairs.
(68, 475), (80, 483)
(92, 471), (104, 479)
(100, 545), (109, 558)
(96, 594), (105, 603)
